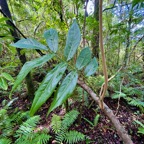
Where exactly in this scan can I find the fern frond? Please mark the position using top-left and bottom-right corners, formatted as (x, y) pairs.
(34, 133), (51, 144)
(0, 138), (11, 144)
(62, 110), (79, 130)
(128, 99), (144, 107)
(55, 128), (66, 143)
(51, 114), (61, 133)
(64, 130), (85, 144)
(15, 115), (40, 138)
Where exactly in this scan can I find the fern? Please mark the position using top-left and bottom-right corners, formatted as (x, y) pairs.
(0, 109), (13, 137)
(15, 116), (51, 144)
(135, 120), (144, 135)
(35, 133), (51, 144)
(51, 114), (61, 133)
(15, 116), (40, 138)
(64, 130), (85, 144)
(0, 138), (11, 144)
(55, 128), (66, 143)
(62, 110), (79, 130)
(51, 110), (86, 144)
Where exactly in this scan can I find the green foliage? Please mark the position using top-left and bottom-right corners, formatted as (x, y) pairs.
(44, 28), (58, 53)
(111, 68), (144, 112)
(48, 71), (78, 115)
(30, 62), (67, 116)
(11, 38), (48, 51)
(0, 101), (51, 144)
(76, 47), (91, 70)
(0, 138), (11, 144)
(0, 72), (14, 90)
(10, 54), (54, 96)
(0, 109), (13, 137)
(134, 120), (144, 135)
(83, 114), (100, 127)
(51, 110), (85, 144)
(65, 130), (85, 144)
(84, 58), (98, 77)
(11, 20), (98, 116)
(112, 90), (144, 112)
(51, 114), (61, 133)
(15, 116), (51, 144)
(94, 114), (100, 126)
(64, 19), (81, 61)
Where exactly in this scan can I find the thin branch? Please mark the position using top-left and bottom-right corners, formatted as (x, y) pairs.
(128, 35), (144, 59)
(77, 79), (133, 144)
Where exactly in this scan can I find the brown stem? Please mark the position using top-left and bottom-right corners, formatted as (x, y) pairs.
(99, 0), (108, 109)
(77, 79), (133, 144)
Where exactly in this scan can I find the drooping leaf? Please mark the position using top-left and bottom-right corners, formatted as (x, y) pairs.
(0, 77), (8, 90)
(1, 72), (14, 81)
(10, 54), (54, 96)
(76, 47), (91, 70)
(48, 71), (78, 115)
(64, 20), (81, 61)
(84, 57), (98, 76)
(44, 29), (58, 53)
(30, 62), (67, 116)
(11, 38), (48, 51)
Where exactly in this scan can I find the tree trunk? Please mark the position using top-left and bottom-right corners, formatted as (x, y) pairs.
(0, 0), (35, 100)
(92, 0), (99, 59)
(78, 80), (133, 144)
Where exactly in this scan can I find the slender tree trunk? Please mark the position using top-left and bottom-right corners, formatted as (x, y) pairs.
(0, 0), (35, 100)
(123, 4), (132, 67)
(92, 0), (99, 59)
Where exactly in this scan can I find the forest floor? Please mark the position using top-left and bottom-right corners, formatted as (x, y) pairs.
(6, 94), (144, 144)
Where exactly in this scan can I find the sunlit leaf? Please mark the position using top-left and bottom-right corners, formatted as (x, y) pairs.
(0, 77), (8, 90)
(1, 72), (14, 81)
(11, 38), (48, 51)
(10, 54), (54, 96)
(64, 20), (81, 61)
(44, 29), (58, 53)
(76, 47), (91, 70)
(84, 57), (98, 76)
(30, 62), (67, 116)
(48, 71), (78, 115)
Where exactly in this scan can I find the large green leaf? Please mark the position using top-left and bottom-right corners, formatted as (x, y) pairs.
(84, 57), (98, 76)
(0, 77), (8, 90)
(30, 62), (67, 116)
(10, 54), (54, 96)
(44, 29), (58, 53)
(76, 47), (91, 70)
(48, 71), (78, 115)
(11, 38), (48, 50)
(64, 20), (81, 61)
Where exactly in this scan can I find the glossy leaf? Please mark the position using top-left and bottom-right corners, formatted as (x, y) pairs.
(48, 71), (78, 115)
(64, 20), (81, 61)
(1, 72), (14, 81)
(84, 57), (98, 76)
(30, 62), (67, 116)
(10, 54), (54, 95)
(11, 38), (48, 51)
(76, 47), (91, 70)
(0, 77), (8, 90)
(44, 29), (58, 53)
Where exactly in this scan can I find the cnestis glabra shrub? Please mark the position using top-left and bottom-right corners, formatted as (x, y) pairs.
(10, 20), (98, 116)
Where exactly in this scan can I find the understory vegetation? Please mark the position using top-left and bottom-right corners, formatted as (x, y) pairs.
(0, 0), (144, 143)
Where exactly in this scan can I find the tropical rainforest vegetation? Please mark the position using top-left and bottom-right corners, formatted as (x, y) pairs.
(0, 0), (144, 143)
